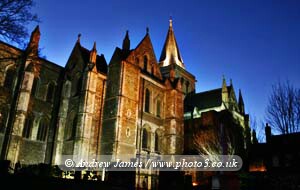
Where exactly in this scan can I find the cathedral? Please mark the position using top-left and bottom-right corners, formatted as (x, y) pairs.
(0, 20), (250, 188)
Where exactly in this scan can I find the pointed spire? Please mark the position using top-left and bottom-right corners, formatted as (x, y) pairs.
(222, 75), (227, 93)
(26, 25), (40, 55)
(159, 19), (185, 68)
(32, 25), (40, 36)
(238, 89), (244, 105)
(89, 42), (97, 64)
(230, 78), (233, 86)
(122, 30), (130, 51)
(238, 89), (245, 114)
(169, 16), (173, 28)
(92, 41), (96, 50)
(77, 33), (81, 44)
(222, 76), (229, 105)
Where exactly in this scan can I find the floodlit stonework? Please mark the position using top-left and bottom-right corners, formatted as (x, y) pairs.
(0, 20), (250, 189)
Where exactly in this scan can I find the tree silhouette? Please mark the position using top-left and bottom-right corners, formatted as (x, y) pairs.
(193, 123), (235, 162)
(0, 0), (39, 46)
(266, 81), (300, 134)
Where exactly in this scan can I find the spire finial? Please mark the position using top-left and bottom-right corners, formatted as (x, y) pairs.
(230, 78), (233, 86)
(33, 25), (40, 34)
(222, 75), (227, 91)
(26, 25), (41, 55)
(239, 89), (244, 102)
(89, 41), (97, 65)
(92, 41), (96, 50)
(222, 75), (228, 102)
(146, 27), (149, 34)
(159, 16), (185, 68)
(122, 30), (130, 51)
(238, 88), (245, 113)
(169, 16), (173, 28)
(77, 33), (81, 43)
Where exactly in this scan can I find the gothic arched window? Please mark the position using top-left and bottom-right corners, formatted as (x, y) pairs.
(77, 76), (83, 95)
(185, 81), (190, 94)
(64, 81), (71, 97)
(65, 114), (77, 140)
(4, 67), (15, 89)
(154, 132), (159, 152)
(156, 100), (161, 117)
(37, 119), (48, 141)
(0, 110), (7, 133)
(71, 74), (82, 96)
(143, 56), (148, 71)
(31, 78), (39, 97)
(46, 82), (55, 102)
(142, 128), (148, 150)
(22, 117), (33, 138)
(71, 115), (77, 139)
(145, 89), (150, 113)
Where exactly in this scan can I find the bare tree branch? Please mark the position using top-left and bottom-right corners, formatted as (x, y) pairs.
(193, 123), (235, 162)
(266, 81), (300, 134)
(0, 0), (39, 46)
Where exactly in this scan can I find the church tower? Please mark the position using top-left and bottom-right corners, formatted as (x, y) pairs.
(159, 19), (196, 96)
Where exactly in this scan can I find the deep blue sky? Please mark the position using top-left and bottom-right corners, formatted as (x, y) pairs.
(29, 0), (300, 124)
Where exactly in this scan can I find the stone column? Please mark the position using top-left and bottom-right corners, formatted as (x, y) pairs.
(52, 81), (70, 165)
(6, 68), (34, 164)
(74, 69), (97, 161)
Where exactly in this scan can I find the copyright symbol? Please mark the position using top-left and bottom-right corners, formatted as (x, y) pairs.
(65, 159), (75, 168)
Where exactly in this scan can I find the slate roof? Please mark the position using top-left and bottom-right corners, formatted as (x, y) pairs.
(185, 85), (233, 112)
(185, 88), (222, 111)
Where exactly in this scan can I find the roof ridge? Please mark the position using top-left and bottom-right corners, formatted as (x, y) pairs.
(196, 88), (222, 95)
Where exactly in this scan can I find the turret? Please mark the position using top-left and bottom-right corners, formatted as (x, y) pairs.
(238, 89), (245, 114)
(265, 123), (271, 143)
(252, 129), (258, 144)
(90, 42), (97, 63)
(87, 42), (97, 71)
(26, 25), (40, 56)
(122, 30), (130, 51)
(221, 76), (229, 105)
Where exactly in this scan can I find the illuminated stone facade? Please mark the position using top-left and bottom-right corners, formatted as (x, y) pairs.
(184, 76), (251, 152)
(0, 20), (250, 189)
(184, 76), (251, 186)
(0, 20), (195, 182)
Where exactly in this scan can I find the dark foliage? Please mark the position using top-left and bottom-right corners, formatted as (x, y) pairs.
(0, 0), (39, 46)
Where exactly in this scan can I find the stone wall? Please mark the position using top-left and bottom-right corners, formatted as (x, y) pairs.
(19, 139), (47, 165)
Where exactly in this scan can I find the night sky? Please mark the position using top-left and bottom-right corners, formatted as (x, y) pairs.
(29, 0), (300, 124)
